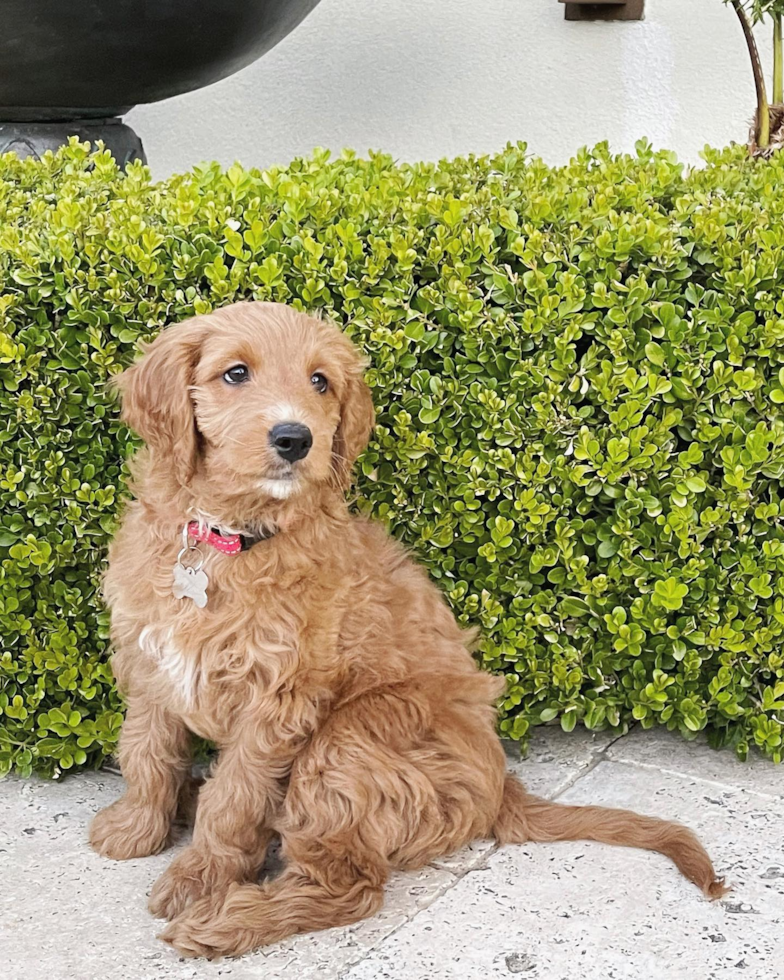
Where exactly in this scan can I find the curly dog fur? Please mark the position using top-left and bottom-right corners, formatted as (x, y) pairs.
(90, 301), (727, 959)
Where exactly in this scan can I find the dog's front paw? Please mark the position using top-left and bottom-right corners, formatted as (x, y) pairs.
(149, 849), (208, 920)
(160, 887), (260, 959)
(149, 847), (236, 921)
(90, 797), (170, 860)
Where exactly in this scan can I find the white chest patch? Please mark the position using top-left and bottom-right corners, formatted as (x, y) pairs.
(138, 626), (199, 709)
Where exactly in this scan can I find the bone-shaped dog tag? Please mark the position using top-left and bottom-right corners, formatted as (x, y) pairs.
(172, 562), (209, 608)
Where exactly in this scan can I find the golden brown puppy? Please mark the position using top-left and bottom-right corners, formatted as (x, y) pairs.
(90, 301), (726, 959)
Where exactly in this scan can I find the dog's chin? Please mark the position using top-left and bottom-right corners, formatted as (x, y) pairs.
(258, 475), (300, 501)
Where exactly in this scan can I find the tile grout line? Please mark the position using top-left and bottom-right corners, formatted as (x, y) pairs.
(602, 755), (783, 803)
(334, 870), (463, 978)
(549, 731), (630, 803)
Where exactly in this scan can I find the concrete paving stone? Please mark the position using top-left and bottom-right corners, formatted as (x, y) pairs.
(607, 726), (784, 800)
(0, 771), (456, 980)
(344, 760), (784, 980)
(3, 731), (781, 980)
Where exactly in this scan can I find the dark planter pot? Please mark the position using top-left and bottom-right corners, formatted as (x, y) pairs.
(0, 0), (322, 164)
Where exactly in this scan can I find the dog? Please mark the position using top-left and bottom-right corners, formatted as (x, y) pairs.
(90, 301), (726, 959)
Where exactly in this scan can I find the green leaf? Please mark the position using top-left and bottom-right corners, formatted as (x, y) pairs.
(559, 596), (591, 617)
(652, 578), (689, 611)
(645, 342), (665, 367)
(560, 711), (577, 733)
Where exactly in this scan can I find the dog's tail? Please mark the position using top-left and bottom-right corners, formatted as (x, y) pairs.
(492, 775), (727, 899)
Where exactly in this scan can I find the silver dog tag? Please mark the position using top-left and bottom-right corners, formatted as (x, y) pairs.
(172, 527), (209, 607)
(172, 563), (209, 608)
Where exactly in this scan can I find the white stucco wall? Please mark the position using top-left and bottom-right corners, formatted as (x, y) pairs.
(129, 0), (771, 178)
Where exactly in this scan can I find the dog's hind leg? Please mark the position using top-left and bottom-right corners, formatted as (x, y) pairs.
(160, 857), (385, 959)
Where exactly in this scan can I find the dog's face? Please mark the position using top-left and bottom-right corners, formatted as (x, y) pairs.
(119, 302), (374, 501)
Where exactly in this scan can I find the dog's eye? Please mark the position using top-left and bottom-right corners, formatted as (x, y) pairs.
(223, 364), (250, 385)
(311, 372), (328, 394)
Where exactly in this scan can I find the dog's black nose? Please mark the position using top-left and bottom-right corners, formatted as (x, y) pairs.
(269, 423), (313, 463)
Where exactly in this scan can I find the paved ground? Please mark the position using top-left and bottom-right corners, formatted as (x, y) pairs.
(2, 726), (782, 980)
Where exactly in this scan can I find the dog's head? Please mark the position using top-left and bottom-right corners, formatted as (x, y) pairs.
(118, 302), (374, 501)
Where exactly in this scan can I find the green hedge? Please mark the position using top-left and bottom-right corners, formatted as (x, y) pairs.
(2, 138), (784, 777)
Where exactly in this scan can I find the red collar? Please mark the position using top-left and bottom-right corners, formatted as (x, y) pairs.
(186, 521), (274, 555)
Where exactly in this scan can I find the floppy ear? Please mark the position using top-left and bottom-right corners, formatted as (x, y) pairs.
(332, 371), (375, 490)
(117, 319), (206, 486)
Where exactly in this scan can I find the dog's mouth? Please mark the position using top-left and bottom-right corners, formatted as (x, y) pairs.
(258, 470), (299, 500)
